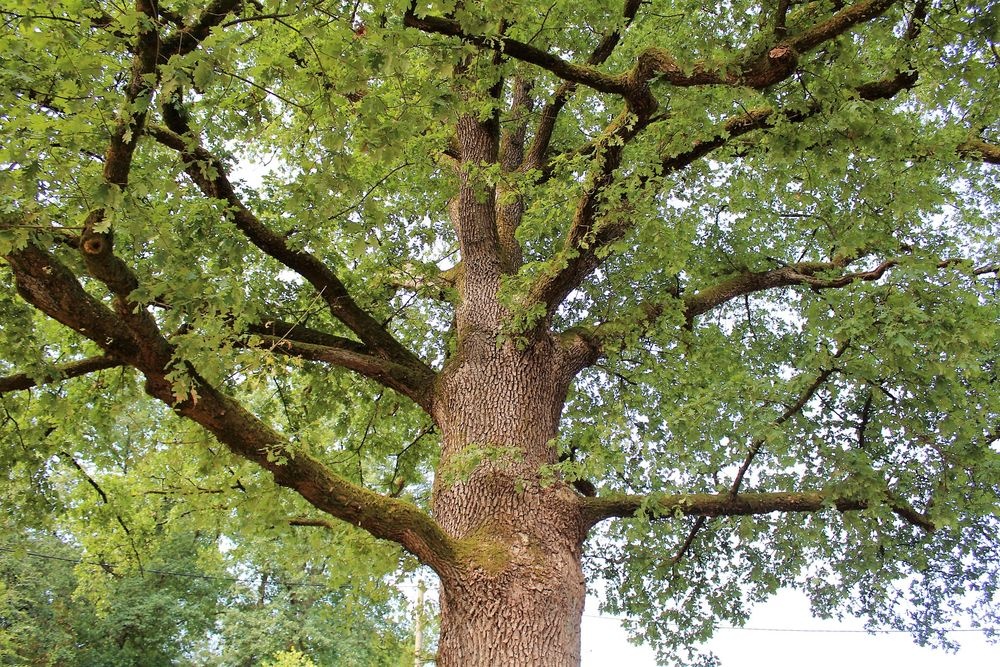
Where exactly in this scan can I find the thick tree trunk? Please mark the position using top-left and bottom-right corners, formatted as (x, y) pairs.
(431, 335), (588, 666)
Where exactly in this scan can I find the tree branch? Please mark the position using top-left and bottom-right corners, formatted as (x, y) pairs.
(405, 2), (913, 325)
(4, 243), (459, 575)
(62, 1), (243, 313)
(524, 0), (643, 170)
(664, 516), (708, 568)
(5, 243), (145, 365)
(157, 0), (244, 61)
(581, 488), (934, 531)
(61, 452), (138, 538)
(145, 123), (435, 393)
(403, 9), (629, 97)
(772, 0), (793, 39)
(288, 517), (336, 529)
(527, 109), (656, 316)
(958, 138), (1000, 165)
(683, 259), (855, 322)
(406, 0), (900, 114)
(0, 355), (124, 394)
(244, 332), (434, 409)
(562, 252), (994, 375)
(728, 347), (848, 496)
(77, 2), (162, 343)
(246, 319), (370, 354)
(530, 64), (922, 323)
(594, 347), (847, 566)
(142, 374), (460, 575)
(683, 255), (999, 323)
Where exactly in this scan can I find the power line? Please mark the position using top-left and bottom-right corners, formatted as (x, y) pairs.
(581, 613), (996, 634)
(714, 626), (993, 634)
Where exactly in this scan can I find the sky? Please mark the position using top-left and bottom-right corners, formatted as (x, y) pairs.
(580, 589), (997, 666)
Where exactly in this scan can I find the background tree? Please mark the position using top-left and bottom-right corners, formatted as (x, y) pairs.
(0, 524), (222, 666)
(1, 1), (998, 665)
(0, 519), (413, 666)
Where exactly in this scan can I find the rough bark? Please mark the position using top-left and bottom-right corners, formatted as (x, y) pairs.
(429, 266), (588, 664)
(431, 348), (587, 665)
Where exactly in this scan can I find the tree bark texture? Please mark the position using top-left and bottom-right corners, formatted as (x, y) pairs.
(431, 329), (588, 666)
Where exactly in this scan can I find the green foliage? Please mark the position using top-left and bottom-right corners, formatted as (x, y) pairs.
(1, 1), (998, 665)
(0, 519), (413, 667)
(262, 648), (317, 667)
(0, 524), (221, 666)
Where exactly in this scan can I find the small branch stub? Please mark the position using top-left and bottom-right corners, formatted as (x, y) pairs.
(82, 234), (108, 255)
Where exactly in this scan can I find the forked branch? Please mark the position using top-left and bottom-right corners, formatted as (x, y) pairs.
(157, 0), (244, 60)
(524, 0), (643, 169)
(684, 257), (998, 323)
(530, 58), (923, 321)
(563, 255), (996, 371)
(145, 123), (434, 393)
(407, 0), (901, 114)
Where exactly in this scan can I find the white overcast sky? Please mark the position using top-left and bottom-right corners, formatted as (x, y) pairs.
(580, 588), (997, 666)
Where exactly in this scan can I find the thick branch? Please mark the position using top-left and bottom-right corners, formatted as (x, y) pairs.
(157, 0), (244, 61)
(890, 502), (936, 532)
(496, 78), (534, 270)
(581, 489), (934, 531)
(789, 0), (900, 53)
(0, 355), (124, 394)
(655, 56), (921, 176)
(407, 0), (899, 113)
(4, 244), (457, 575)
(958, 138), (1000, 165)
(772, 0), (792, 38)
(450, 114), (504, 283)
(499, 78), (533, 174)
(68, 0), (241, 289)
(142, 373), (459, 575)
(72, 3), (176, 367)
(403, 10), (626, 96)
(582, 349), (846, 562)
(78, 0), (156, 197)
(530, 65), (920, 321)
(6, 244), (143, 363)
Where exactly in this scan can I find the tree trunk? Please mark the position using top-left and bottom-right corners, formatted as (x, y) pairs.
(431, 335), (588, 666)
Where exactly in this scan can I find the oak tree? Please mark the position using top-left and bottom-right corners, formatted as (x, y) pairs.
(1, 1), (998, 664)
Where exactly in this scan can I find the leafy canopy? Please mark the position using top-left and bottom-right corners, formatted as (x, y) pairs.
(1, 0), (999, 664)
